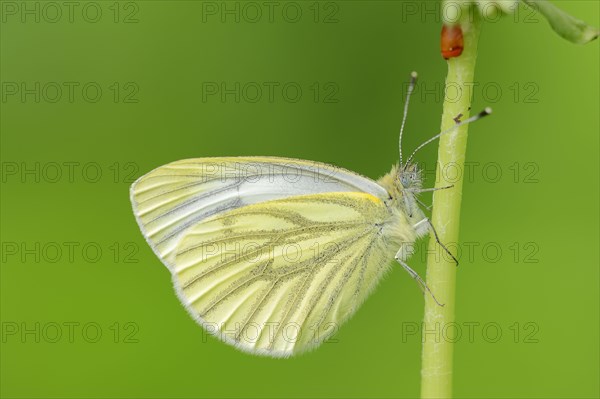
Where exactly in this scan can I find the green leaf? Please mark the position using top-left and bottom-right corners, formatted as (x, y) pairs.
(522, 0), (599, 44)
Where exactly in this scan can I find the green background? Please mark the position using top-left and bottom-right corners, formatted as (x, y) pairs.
(1, 1), (598, 398)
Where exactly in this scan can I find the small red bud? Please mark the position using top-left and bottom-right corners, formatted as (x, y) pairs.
(441, 25), (464, 60)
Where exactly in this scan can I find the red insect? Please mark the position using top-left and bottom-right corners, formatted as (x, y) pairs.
(441, 24), (464, 59)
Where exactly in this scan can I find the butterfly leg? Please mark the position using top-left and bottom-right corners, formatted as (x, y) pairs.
(414, 218), (460, 266)
(394, 253), (444, 307)
(414, 196), (432, 211)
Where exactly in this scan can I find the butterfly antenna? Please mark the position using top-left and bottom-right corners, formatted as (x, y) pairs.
(402, 107), (492, 172)
(399, 71), (418, 168)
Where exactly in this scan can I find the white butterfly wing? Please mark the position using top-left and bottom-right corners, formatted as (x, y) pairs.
(130, 157), (389, 270)
(170, 192), (401, 357)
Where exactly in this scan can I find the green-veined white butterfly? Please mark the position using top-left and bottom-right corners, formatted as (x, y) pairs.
(130, 73), (491, 357)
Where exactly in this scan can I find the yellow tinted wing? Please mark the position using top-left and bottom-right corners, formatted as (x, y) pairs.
(130, 157), (389, 270)
(172, 192), (395, 357)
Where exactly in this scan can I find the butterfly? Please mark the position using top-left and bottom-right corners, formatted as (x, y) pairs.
(130, 72), (490, 357)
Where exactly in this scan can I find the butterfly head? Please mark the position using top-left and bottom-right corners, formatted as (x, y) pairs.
(398, 162), (422, 191)
(378, 163), (424, 218)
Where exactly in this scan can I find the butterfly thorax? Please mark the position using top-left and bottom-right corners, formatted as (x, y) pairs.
(377, 163), (426, 232)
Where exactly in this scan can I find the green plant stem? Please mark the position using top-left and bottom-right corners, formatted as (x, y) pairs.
(420, 12), (481, 399)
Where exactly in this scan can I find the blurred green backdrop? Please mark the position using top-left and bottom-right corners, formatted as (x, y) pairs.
(1, 1), (598, 398)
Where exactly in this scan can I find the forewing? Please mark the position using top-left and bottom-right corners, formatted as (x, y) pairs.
(130, 157), (388, 269)
(171, 192), (393, 357)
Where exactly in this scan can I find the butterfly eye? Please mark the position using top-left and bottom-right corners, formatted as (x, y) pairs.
(400, 175), (408, 188)
(401, 173), (416, 189)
